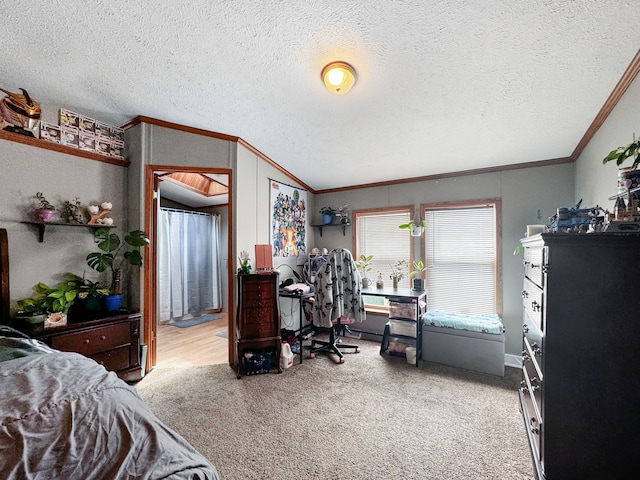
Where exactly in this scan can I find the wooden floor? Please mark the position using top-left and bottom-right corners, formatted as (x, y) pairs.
(155, 313), (229, 368)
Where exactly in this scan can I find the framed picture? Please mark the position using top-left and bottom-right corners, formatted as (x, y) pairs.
(270, 179), (307, 257)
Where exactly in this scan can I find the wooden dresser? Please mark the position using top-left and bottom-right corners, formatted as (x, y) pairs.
(519, 233), (640, 479)
(27, 313), (142, 382)
(235, 273), (281, 378)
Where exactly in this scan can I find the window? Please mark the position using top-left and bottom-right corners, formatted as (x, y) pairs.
(422, 199), (501, 315)
(354, 207), (413, 307)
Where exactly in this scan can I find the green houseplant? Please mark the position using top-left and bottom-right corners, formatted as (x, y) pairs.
(34, 192), (56, 223)
(16, 273), (81, 324)
(86, 228), (150, 311)
(409, 260), (428, 290)
(355, 254), (374, 287)
(399, 218), (426, 236)
(319, 206), (336, 225)
(602, 136), (640, 168)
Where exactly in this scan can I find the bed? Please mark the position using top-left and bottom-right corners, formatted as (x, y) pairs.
(0, 229), (219, 479)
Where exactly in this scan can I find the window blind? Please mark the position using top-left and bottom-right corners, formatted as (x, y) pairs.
(424, 205), (496, 315)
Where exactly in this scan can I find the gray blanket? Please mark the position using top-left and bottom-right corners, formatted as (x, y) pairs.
(0, 351), (219, 480)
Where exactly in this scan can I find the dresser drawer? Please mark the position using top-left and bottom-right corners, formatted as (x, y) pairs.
(522, 341), (543, 418)
(523, 246), (544, 288)
(51, 322), (131, 356)
(522, 277), (543, 331)
(520, 374), (542, 460)
(241, 310), (278, 339)
(90, 345), (130, 372)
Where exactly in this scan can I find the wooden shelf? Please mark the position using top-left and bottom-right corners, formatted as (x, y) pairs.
(311, 222), (350, 237)
(21, 221), (115, 242)
(0, 129), (129, 167)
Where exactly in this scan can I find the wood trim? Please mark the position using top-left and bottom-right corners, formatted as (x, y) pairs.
(316, 157), (574, 194)
(571, 48), (640, 160)
(144, 165), (234, 373)
(0, 228), (9, 325)
(0, 129), (130, 167)
(122, 116), (240, 143)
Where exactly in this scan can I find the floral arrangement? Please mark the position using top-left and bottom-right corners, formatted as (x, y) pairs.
(238, 250), (251, 274)
(389, 260), (408, 281)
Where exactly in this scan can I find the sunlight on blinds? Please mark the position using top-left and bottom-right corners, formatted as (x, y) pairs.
(424, 206), (496, 315)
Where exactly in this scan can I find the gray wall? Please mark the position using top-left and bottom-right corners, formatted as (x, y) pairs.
(314, 165), (576, 360)
(0, 139), (126, 304)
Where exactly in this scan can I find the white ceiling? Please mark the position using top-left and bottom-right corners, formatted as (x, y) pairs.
(2, 1), (640, 191)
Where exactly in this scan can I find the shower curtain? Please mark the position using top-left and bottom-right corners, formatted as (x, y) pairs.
(158, 208), (221, 323)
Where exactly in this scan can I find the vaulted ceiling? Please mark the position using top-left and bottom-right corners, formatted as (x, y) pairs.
(2, 1), (640, 191)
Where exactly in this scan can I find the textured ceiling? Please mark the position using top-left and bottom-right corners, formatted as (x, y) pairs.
(1, 1), (640, 190)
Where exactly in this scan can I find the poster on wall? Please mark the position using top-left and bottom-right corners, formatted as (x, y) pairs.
(270, 179), (307, 257)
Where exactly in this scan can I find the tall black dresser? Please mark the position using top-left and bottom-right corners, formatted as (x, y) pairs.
(519, 233), (640, 479)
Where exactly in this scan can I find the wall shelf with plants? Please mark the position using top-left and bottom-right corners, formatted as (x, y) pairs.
(21, 221), (115, 243)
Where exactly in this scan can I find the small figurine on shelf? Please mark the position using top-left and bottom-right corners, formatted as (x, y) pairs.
(63, 197), (85, 224)
(238, 250), (251, 275)
(376, 271), (384, 289)
(87, 201), (113, 225)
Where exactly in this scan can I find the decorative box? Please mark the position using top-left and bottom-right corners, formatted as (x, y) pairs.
(39, 121), (61, 143)
(59, 108), (79, 128)
(60, 126), (79, 148)
(244, 352), (271, 375)
(110, 141), (123, 159)
(79, 131), (95, 151)
(95, 137), (110, 156)
(389, 301), (417, 319)
(95, 121), (111, 139)
(79, 115), (96, 133)
(110, 126), (124, 143)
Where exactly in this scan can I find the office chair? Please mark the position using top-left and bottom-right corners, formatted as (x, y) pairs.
(309, 248), (366, 363)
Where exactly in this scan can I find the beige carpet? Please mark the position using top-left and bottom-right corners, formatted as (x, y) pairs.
(136, 339), (535, 480)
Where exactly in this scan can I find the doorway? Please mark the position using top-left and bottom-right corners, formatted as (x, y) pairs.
(143, 165), (234, 372)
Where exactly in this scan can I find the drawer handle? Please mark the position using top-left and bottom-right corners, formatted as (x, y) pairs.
(521, 290), (528, 298)
(531, 343), (542, 356)
(522, 350), (530, 362)
(529, 417), (539, 435)
(523, 259), (530, 266)
(530, 263), (540, 269)
(531, 300), (541, 312)
(520, 380), (528, 393)
(84, 339), (90, 344)
(100, 335), (106, 341)
(523, 324), (529, 334)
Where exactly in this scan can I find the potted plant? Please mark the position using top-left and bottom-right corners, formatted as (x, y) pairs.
(355, 254), (374, 288)
(34, 192), (56, 223)
(15, 274), (80, 327)
(603, 136), (640, 200)
(319, 206), (336, 225)
(238, 250), (251, 275)
(389, 260), (408, 289)
(398, 218), (427, 236)
(86, 228), (150, 312)
(409, 260), (428, 290)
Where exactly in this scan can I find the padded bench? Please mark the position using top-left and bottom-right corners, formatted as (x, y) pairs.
(420, 310), (505, 377)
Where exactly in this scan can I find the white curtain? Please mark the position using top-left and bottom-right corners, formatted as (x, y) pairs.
(158, 208), (221, 322)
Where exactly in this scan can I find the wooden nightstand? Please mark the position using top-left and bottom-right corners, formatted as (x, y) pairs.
(25, 312), (142, 382)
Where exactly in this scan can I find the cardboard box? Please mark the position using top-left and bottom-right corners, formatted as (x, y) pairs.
(79, 131), (95, 151)
(79, 115), (95, 133)
(95, 121), (111, 139)
(95, 137), (111, 156)
(39, 121), (61, 143)
(59, 108), (79, 128)
(60, 126), (79, 148)
(110, 126), (124, 143)
(109, 141), (123, 159)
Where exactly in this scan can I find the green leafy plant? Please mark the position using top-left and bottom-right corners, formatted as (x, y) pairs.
(355, 254), (374, 277)
(35, 192), (55, 210)
(398, 219), (426, 230)
(16, 273), (82, 315)
(86, 228), (150, 293)
(319, 206), (336, 215)
(603, 136), (640, 168)
(409, 260), (428, 279)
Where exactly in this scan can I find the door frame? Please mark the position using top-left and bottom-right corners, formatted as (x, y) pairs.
(143, 164), (234, 373)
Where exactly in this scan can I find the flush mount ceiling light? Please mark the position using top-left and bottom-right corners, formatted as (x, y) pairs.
(321, 61), (357, 95)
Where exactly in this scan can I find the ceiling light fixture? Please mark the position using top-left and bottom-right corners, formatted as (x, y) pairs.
(321, 61), (357, 95)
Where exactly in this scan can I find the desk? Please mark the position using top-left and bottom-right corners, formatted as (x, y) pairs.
(361, 287), (427, 366)
(278, 290), (314, 364)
